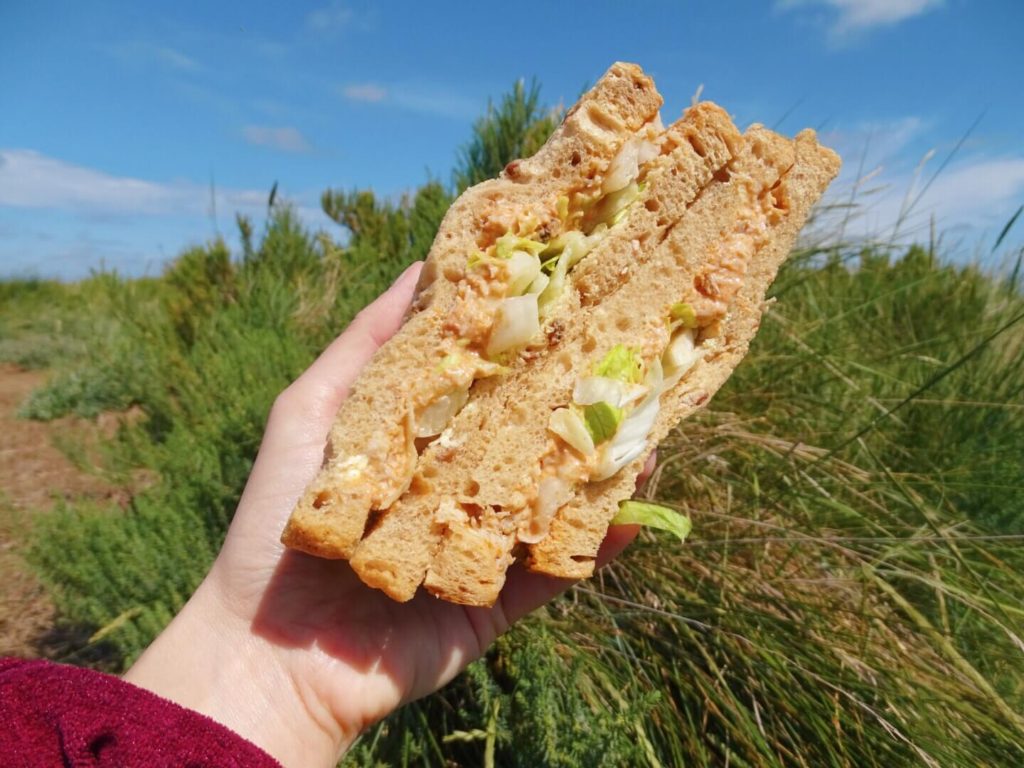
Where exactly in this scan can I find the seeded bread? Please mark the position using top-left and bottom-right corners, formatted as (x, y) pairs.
(282, 62), (840, 608)
(350, 103), (743, 600)
(282, 62), (664, 558)
(416, 127), (839, 605)
(527, 127), (840, 580)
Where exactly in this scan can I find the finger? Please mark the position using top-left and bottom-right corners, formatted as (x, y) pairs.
(637, 450), (657, 486)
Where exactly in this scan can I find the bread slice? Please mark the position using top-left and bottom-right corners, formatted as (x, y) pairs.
(281, 62), (840, 607)
(282, 62), (664, 558)
(527, 127), (840, 580)
(415, 128), (838, 605)
(349, 102), (743, 600)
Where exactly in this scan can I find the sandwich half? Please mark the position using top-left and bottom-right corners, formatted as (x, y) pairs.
(281, 62), (840, 605)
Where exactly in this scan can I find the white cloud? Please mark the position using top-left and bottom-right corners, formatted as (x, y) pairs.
(306, 2), (353, 33)
(0, 150), (332, 278)
(0, 149), (178, 213)
(0, 148), (303, 218)
(815, 152), (1024, 255)
(151, 45), (201, 72)
(241, 125), (313, 153)
(820, 116), (927, 171)
(336, 82), (478, 120)
(342, 83), (388, 103)
(778, 0), (943, 42)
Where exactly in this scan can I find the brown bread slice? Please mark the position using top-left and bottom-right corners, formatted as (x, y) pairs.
(527, 127), (841, 579)
(281, 62), (664, 559)
(349, 103), (743, 601)
(418, 124), (827, 605)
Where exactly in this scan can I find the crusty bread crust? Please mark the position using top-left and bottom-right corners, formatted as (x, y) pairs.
(281, 63), (840, 607)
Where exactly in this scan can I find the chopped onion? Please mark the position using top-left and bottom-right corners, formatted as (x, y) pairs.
(486, 293), (540, 356)
(519, 475), (571, 543)
(548, 407), (595, 456)
(416, 386), (470, 438)
(572, 376), (647, 408)
(604, 140), (639, 193)
(506, 250), (542, 296)
(526, 271), (549, 296)
(663, 329), (700, 375)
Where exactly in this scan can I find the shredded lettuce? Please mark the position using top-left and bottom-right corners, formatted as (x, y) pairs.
(611, 500), (692, 543)
(436, 353), (461, 372)
(526, 272), (550, 296)
(670, 302), (697, 329)
(594, 344), (644, 384)
(583, 401), (624, 445)
(556, 195), (570, 221)
(573, 376), (646, 408)
(588, 182), (642, 231)
(466, 250), (494, 269)
(506, 250), (542, 296)
(548, 407), (596, 456)
(486, 294), (540, 357)
(495, 232), (546, 260)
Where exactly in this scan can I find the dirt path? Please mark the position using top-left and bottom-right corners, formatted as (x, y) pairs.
(0, 364), (118, 657)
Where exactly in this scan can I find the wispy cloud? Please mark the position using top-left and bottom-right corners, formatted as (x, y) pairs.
(778, 0), (943, 43)
(337, 82), (479, 120)
(306, 2), (353, 33)
(241, 125), (314, 153)
(817, 151), (1024, 255)
(0, 148), (274, 217)
(0, 149), (330, 278)
(109, 41), (202, 72)
(820, 116), (928, 170)
(0, 149), (179, 213)
(342, 83), (388, 103)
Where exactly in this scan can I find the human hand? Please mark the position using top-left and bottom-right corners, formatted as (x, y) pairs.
(125, 262), (644, 767)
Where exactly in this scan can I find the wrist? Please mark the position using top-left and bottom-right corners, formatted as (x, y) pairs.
(124, 576), (348, 768)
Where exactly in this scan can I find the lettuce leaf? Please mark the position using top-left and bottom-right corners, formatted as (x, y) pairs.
(670, 302), (697, 329)
(583, 401), (623, 444)
(594, 344), (644, 384)
(495, 232), (547, 260)
(611, 500), (692, 542)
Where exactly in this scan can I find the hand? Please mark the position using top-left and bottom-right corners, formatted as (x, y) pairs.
(125, 262), (643, 767)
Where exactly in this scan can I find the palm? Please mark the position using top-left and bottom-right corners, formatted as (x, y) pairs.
(208, 263), (635, 742)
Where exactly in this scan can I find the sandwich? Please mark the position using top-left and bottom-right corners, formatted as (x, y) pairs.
(281, 62), (840, 606)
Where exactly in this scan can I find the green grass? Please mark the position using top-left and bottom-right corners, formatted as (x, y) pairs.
(3, 83), (1023, 765)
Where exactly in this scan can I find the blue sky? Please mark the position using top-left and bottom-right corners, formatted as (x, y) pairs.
(2, 0), (1022, 279)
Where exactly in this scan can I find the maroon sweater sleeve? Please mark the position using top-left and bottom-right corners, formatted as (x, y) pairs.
(0, 658), (281, 767)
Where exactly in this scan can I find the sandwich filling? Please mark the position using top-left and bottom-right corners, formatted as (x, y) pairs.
(523, 189), (772, 543)
(413, 133), (662, 446)
(354, 130), (664, 487)
(314, 127), (667, 516)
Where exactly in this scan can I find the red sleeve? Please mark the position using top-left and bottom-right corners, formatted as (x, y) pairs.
(0, 658), (281, 767)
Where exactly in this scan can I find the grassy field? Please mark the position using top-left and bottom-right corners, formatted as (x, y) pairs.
(2, 86), (1022, 765)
